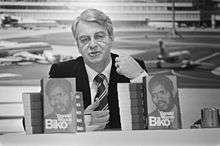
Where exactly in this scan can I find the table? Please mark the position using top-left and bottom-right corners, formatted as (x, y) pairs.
(0, 128), (220, 146)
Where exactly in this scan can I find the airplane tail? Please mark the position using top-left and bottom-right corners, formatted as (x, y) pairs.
(158, 39), (168, 59)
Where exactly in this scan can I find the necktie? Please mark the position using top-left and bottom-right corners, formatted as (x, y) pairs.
(94, 74), (109, 111)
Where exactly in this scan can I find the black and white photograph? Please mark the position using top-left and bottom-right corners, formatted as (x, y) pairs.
(0, 0), (220, 145)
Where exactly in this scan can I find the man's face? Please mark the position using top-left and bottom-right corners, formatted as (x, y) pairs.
(76, 21), (112, 65)
(48, 86), (71, 114)
(150, 84), (174, 111)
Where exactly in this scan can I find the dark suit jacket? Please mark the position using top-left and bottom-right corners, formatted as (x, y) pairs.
(49, 53), (147, 129)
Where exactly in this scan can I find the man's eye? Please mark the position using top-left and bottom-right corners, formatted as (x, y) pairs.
(79, 37), (90, 44)
(95, 34), (106, 41)
(152, 94), (156, 98)
(58, 93), (63, 96)
(160, 90), (165, 94)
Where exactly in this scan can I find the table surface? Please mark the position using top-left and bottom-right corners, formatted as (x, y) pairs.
(0, 128), (220, 146)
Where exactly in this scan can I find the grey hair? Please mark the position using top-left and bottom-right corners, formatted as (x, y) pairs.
(71, 9), (114, 41)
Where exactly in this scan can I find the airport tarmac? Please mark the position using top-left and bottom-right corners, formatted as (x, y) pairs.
(1, 27), (220, 88)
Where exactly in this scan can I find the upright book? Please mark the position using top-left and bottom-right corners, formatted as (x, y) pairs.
(22, 92), (43, 134)
(41, 78), (77, 133)
(144, 75), (182, 130)
(117, 83), (146, 130)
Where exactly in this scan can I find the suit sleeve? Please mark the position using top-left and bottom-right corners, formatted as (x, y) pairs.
(49, 63), (66, 78)
(49, 64), (57, 78)
(136, 59), (148, 73)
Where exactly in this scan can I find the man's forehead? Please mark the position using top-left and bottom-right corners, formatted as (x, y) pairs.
(49, 86), (65, 93)
(76, 20), (106, 35)
(152, 84), (166, 92)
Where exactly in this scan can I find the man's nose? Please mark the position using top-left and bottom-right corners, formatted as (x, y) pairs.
(156, 94), (163, 100)
(89, 38), (97, 49)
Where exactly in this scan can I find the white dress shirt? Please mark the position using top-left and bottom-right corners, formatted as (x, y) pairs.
(85, 60), (112, 104)
(85, 59), (148, 104)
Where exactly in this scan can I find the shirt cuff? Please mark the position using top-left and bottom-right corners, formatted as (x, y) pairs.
(130, 71), (149, 83)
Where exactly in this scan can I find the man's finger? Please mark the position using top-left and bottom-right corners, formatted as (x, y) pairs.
(115, 57), (119, 62)
(91, 110), (109, 118)
(84, 102), (99, 114)
(116, 67), (122, 75)
(115, 62), (119, 68)
(92, 114), (110, 124)
(86, 122), (108, 132)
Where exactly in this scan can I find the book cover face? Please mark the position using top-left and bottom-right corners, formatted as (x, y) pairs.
(146, 75), (181, 130)
(42, 78), (77, 133)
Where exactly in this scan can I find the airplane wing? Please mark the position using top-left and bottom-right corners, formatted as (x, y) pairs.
(0, 41), (52, 56)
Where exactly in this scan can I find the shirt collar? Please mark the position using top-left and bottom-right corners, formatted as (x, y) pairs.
(85, 59), (112, 83)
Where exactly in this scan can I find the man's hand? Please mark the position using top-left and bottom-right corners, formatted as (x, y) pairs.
(115, 55), (144, 79)
(84, 102), (110, 131)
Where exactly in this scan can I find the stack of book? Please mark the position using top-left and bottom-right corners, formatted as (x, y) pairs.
(0, 87), (25, 134)
(117, 75), (182, 130)
(22, 92), (43, 134)
(0, 85), (41, 134)
(117, 83), (146, 130)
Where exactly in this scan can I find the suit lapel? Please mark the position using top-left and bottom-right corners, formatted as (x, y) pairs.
(75, 57), (91, 108)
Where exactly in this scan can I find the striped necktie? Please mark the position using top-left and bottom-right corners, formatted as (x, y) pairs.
(94, 74), (109, 111)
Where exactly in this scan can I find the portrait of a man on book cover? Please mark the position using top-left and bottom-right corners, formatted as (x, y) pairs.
(146, 75), (181, 130)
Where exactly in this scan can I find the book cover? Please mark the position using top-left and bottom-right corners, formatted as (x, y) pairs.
(41, 78), (77, 133)
(144, 75), (182, 130)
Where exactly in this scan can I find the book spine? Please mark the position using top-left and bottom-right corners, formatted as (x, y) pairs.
(75, 91), (86, 132)
(22, 92), (43, 134)
(143, 77), (148, 129)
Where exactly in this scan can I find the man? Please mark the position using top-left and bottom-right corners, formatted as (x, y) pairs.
(49, 9), (148, 130)
(44, 79), (76, 132)
(45, 79), (74, 117)
(147, 75), (181, 129)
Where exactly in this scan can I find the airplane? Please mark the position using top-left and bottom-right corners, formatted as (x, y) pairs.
(0, 41), (52, 55)
(1, 14), (57, 29)
(157, 39), (192, 64)
(148, 22), (178, 30)
(0, 41), (56, 65)
(144, 40), (215, 70)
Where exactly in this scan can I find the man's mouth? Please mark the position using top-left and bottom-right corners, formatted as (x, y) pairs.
(158, 101), (167, 107)
(88, 51), (101, 57)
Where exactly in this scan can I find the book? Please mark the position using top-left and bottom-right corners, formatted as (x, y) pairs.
(75, 91), (86, 132)
(0, 103), (24, 117)
(41, 78), (77, 133)
(117, 83), (146, 131)
(0, 118), (24, 134)
(0, 86), (40, 103)
(22, 92), (43, 134)
(144, 75), (182, 130)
